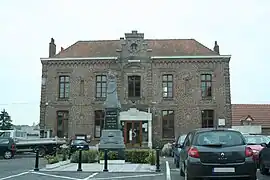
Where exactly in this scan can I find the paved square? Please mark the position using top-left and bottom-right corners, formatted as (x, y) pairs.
(0, 171), (165, 180)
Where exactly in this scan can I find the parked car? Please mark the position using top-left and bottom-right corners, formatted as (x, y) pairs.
(69, 139), (89, 157)
(258, 142), (270, 175)
(173, 134), (187, 168)
(0, 137), (16, 159)
(178, 128), (257, 180)
(244, 134), (270, 167)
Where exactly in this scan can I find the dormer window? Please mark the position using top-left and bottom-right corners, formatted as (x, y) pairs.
(240, 115), (254, 125)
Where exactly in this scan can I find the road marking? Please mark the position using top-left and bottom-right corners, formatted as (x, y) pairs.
(0, 171), (29, 180)
(83, 172), (99, 180)
(166, 161), (171, 180)
(31, 171), (79, 180)
(93, 173), (163, 179)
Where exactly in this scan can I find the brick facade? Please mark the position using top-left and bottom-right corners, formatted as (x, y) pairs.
(39, 31), (232, 141)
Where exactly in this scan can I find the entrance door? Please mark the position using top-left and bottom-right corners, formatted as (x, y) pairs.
(124, 121), (142, 147)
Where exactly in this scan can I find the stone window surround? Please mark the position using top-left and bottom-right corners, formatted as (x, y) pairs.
(161, 73), (174, 99)
(124, 72), (143, 100)
(199, 71), (214, 100)
(201, 109), (214, 128)
(161, 109), (175, 139)
(95, 74), (107, 99)
(159, 70), (176, 101)
(94, 72), (107, 101)
(56, 110), (69, 138)
(56, 71), (71, 101)
(127, 75), (141, 98)
(58, 75), (70, 100)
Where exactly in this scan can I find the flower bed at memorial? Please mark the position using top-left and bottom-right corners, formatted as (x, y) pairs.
(70, 149), (156, 165)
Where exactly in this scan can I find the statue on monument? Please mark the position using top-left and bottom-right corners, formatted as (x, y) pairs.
(104, 70), (121, 109)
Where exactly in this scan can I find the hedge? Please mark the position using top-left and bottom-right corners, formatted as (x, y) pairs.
(71, 149), (99, 163)
(70, 149), (156, 165)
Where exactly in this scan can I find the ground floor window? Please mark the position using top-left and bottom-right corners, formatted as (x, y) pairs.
(162, 110), (175, 138)
(94, 110), (105, 138)
(56, 111), (69, 138)
(201, 110), (214, 128)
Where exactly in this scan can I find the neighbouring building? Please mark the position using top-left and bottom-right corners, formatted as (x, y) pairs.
(232, 104), (270, 134)
(39, 30), (232, 148)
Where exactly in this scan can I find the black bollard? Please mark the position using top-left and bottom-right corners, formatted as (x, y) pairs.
(103, 149), (108, 172)
(156, 148), (160, 172)
(53, 147), (57, 157)
(34, 148), (39, 171)
(77, 149), (82, 171)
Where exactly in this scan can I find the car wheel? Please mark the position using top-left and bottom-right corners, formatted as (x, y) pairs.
(259, 161), (269, 175)
(184, 167), (194, 180)
(4, 151), (12, 159)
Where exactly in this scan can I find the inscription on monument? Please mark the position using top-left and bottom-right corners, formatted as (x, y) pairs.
(105, 110), (118, 129)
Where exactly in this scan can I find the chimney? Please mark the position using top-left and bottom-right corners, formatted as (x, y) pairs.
(214, 41), (220, 54)
(61, 47), (64, 52)
(49, 38), (56, 57)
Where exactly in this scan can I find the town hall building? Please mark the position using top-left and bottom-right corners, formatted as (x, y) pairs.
(39, 30), (232, 148)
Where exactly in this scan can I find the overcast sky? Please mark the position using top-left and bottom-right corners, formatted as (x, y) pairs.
(0, 0), (269, 125)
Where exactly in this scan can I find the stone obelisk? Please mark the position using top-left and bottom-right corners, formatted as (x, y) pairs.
(98, 70), (125, 159)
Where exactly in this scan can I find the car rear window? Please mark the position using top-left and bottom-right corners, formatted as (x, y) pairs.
(244, 135), (270, 145)
(71, 140), (87, 145)
(194, 130), (245, 147)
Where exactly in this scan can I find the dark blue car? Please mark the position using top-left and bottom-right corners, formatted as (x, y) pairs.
(173, 134), (187, 168)
(69, 139), (89, 157)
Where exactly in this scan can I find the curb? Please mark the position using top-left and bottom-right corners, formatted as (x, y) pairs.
(45, 160), (71, 169)
(99, 160), (125, 164)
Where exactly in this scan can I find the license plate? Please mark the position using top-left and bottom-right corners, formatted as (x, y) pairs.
(76, 145), (83, 148)
(213, 167), (235, 173)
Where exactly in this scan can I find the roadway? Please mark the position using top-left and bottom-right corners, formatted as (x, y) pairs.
(0, 154), (270, 180)
(0, 153), (46, 179)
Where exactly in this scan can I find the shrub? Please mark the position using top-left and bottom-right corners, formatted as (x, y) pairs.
(125, 149), (154, 164)
(71, 150), (98, 163)
(45, 155), (60, 164)
(146, 150), (156, 165)
(99, 151), (118, 160)
(124, 150), (133, 162)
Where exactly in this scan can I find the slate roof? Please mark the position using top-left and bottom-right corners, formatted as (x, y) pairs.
(54, 39), (219, 58)
(232, 104), (270, 127)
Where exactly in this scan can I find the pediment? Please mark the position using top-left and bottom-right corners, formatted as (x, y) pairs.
(119, 108), (152, 121)
(240, 115), (254, 122)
